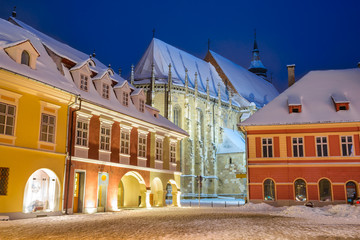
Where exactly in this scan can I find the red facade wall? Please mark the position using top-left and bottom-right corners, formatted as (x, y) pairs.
(329, 135), (340, 156)
(255, 137), (261, 158)
(305, 136), (316, 157)
(88, 115), (100, 160)
(130, 127), (138, 166)
(110, 122), (120, 163)
(274, 137), (280, 157)
(286, 136), (292, 157)
(355, 134), (360, 155)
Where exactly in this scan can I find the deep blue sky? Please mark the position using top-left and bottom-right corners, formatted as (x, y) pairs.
(1, 0), (359, 92)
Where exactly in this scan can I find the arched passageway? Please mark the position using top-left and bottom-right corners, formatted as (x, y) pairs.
(23, 169), (60, 213)
(118, 171), (147, 208)
(151, 178), (164, 207)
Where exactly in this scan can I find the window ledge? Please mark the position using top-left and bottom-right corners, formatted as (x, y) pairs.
(170, 162), (177, 165)
(38, 141), (56, 151)
(75, 145), (89, 150)
(0, 134), (16, 145)
(99, 149), (111, 154)
(120, 153), (130, 157)
(138, 157), (147, 161)
(155, 159), (163, 163)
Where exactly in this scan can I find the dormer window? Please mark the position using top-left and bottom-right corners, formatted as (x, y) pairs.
(122, 92), (129, 106)
(80, 74), (88, 91)
(331, 93), (349, 111)
(21, 51), (30, 66)
(102, 83), (109, 99)
(288, 95), (302, 113)
(139, 99), (145, 112)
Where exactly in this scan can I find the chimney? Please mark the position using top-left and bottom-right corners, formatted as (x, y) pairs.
(287, 64), (295, 87)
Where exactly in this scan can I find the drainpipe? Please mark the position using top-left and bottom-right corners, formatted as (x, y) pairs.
(65, 95), (82, 214)
(239, 126), (249, 204)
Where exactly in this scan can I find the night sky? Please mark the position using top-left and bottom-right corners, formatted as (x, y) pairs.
(0, 0), (359, 93)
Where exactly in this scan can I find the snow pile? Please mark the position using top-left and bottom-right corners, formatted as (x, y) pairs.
(239, 202), (283, 212)
(279, 205), (331, 218)
(327, 204), (360, 219)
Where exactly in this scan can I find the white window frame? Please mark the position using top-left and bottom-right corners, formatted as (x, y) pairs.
(76, 119), (89, 147)
(102, 83), (110, 99)
(100, 124), (111, 151)
(292, 137), (304, 157)
(170, 141), (176, 163)
(341, 136), (353, 156)
(80, 74), (88, 91)
(155, 138), (163, 161)
(122, 91), (129, 107)
(0, 102), (16, 136)
(139, 99), (145, 113)
(262, 138), (273, 158)
(316, 136), (328, 157)
(39, 113), (56, 143)
(138, 134), (147, 158)
(120, 129), (130, 155)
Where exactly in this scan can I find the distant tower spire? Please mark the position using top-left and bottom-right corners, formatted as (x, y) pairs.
(208, 39), (210, 51)
(92, 49), (96, 58)
(118, 67), (122, 77)
(248, 29), (268, 80)
(12, 6), (16, 18)
(152, 28), (155, 38)
(130, 64), (134, 85)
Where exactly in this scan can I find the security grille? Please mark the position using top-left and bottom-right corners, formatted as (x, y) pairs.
(0, 168), (9, 195)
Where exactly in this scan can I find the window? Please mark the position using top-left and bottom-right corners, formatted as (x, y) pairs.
(80, 75), (88, 91)
(294, 179), (307, 202)
(170, 142), (176, 163)
(316, 137), (328, 157)
(173, 106), (181, 127)
(292, 137), (304, 157)
(40, 113), (56, 143)
(120, 131), (130, 154)
(263, 179), (275, 201)
(122, 92), (129, 106)
(139, 99), (145, 112)
(319, 179), (332, 201)
(197, 109), (204, 141)
(102, 83), (110, 99)
(100, 126), (111, 151)
(76, 120), (88, 147)
(262, 138), (273, 158)
(138, 135), (146, 158)
(341, 136), (353, 156)
(0, 167), (9, 196)
(21, 50), (30, 66)
(289, 105), (302, 113)
(0, 102), (16, 136)
(156, 139), (163, 161)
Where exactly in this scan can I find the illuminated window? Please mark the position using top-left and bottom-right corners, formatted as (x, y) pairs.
(120, 130), (130, 154)
(294, 179), (307, 202)
(76, 120), (88, 147)
(40, 113), (56, 143)
(21, 50), (30, 66)
(292, 137), (304, 157)
(100, 126), (111, 151)
(262, 138), (273, 158)
(122, 92), (129, 106)
(341, 136), (353, 156)
(102, 83), (110, 99)
(156, 139), (163, 161)
(170, 142), (176, 163)
(316, 137), (328, 157)
(138, 135), (147, 158)
(263, 179), (275, 201)
(319, 179), (332, 201)
(80, 75), (88, 91)
(0, 102), (16, 136)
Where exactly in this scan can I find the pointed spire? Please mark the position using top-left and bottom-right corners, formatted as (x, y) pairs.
(12, 6), (16, 18)
(150, 63), (155, 106)
(108, 64), (111, 68)
(194, 72), (198, 92)
(152, 28), (156, 38)
(208, 39), (210, 51)
(248, 30), (268, 79)
(118, 67), (122, 77)
(168, 63), (172, 88)
(185, 68), (189, 95)
(253, 29), (258, 50)
(92, 49), (96, 58)
(130, 64), (134, 85)
(206, 78), (210, 101)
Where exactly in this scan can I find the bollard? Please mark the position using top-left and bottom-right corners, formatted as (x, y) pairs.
(225, 201), (227, 208)
(238, 201), (239, 207)
(190, 200), (191, 207)
(211, 201), (213, 207)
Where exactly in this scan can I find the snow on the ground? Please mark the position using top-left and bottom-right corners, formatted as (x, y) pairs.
(1, 204), (360, 240)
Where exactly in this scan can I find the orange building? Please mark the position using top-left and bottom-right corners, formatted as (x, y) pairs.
(239, 67), (360, 206)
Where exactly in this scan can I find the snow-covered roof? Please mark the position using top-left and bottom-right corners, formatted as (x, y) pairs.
(240, 68), (360, 126)
(217, 128), (245, 154)
(1, 17), (187, 136)
(134, 38), (250, 108)
(209, 50), (279, 107)
(287, 95), (301, 106)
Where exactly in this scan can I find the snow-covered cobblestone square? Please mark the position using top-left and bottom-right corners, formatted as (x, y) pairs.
(1, 204), (360, 240)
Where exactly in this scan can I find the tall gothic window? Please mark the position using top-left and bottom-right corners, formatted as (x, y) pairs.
(21, 50), (30, 66)
(197, 109), (204, 141)
(294, 179), (307, 201)
(173, 106), (181, 127)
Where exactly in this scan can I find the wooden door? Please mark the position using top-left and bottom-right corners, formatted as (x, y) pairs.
(73, 172), (79, 213)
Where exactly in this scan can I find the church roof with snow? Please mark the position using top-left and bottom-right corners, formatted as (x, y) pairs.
(240, 68), (360, 126)
(134, 38), (251, 108)
(0, 17), (187, 135)
(217, 128), (245, 154)
(208, 50), (279, 107)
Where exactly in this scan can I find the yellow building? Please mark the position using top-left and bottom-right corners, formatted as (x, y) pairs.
(0, 18), (76, 219)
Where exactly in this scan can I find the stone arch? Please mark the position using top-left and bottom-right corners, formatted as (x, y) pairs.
(118, 171), (147, 208)
(166, 179), (181, 207)
(23, 168), (60, 213)
(150, 177), (164, 207)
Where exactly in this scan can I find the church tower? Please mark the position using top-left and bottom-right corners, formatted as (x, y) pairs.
(248, 30), (268, 80)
